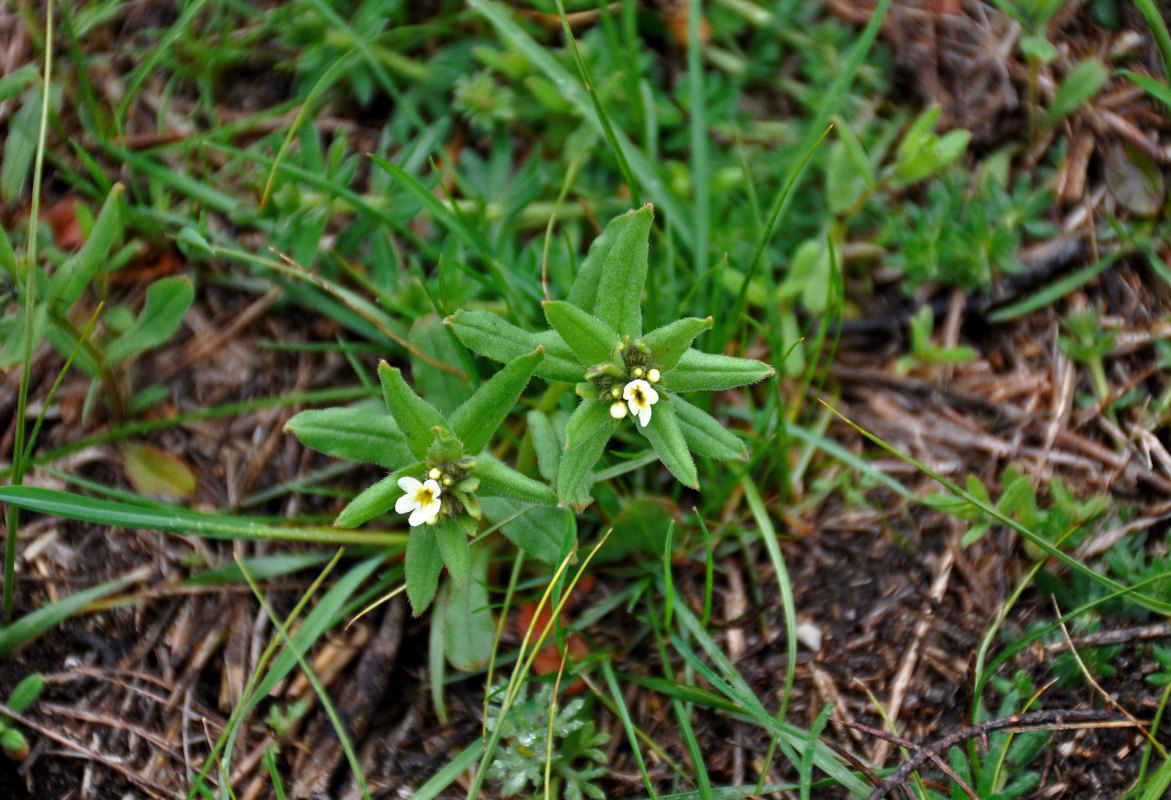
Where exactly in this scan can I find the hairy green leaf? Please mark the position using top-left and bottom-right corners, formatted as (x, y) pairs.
(406, 524), (444, 616)
(444, 547), (493, 671)
(542, 300), (617, 365)
(450, 347), (543, 455)
(556, 420), (612, 507)
(446, 309), (581, 382)
(661, 349), (774, 393)
(673, 395), (748, 461)
(641, 316), (713, 371)
(483, 498), (574, 564)
(284, 404), (413, 469)
(564, 398), (614, 451)
(334, 463), (423, 528)
(526, 410), (561, 482)
(378, 361), (448, 460)
(641, 398), (698, 488)
(594, 204), (653, 337)
(434, 518), (469, 584)
(475, 457), (557, 505)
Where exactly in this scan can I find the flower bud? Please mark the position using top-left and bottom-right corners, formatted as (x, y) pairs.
(610, 402), (628, 420)
(428, 468), (442, 480)
(647, 368), (661, 383)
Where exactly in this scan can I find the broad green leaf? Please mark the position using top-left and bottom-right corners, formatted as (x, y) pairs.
(526, 410), (561, 482)
(641, 398), (698, 488)
(406, 524), (444, 615)
(895, 105), (941, 167)
(482, 498), (573, 564)
(103, 276), (194, 365)
(594, 204), (653, 337)
(378, 361), (448, 460)
(542, 300), (616, 365)
(284, 404), (413, 468)
(47, 184), (124, 311)
(0, 486), (404, 546)
(450, 348), (543, 455)
(662, 349), (774, 393)
(120, 441), (198, 499)
(564, 398), (613, 450)
(566, 205), (639, 311)
(1043, 58), (1108, 129)
(673, 395), (748, 461)
(7, 673), (44, 712)
(434, 518), (469, 584)
(475, 457), (557, 505)
(410, 315), (472, 416)
(641, 316), (713, 371)
(556, 419), (612, 507)
(445, 310), (581, 383)
(443, 547), (493, 671)
(334, 463), (424, 528)
(0, 573), (139, 658)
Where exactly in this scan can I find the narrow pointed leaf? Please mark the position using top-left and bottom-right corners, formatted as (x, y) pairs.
(444, 547), (493, 671)
(406, 524), (444, 616)
(334, 462), (424, 528)
(542, 300), (617, 366)
(594, 204), (653, 337)
(673, 395), (748, 461)
(48, 183), (124, 311)
(661, 349), (774, 393)
(564, 398), (613, 450)
(0, 573), (139, 658)
(0, 215), (15, 276)
(641, 316), (713, 371)
(450, 347), (543, 454)
(410, 315), (471, 416)
(434, 519), (469, 584)
(482, 498), (574, 564)
(446, 309), (582, 382)
(103, 276), (194, 365)
(378, 361), (448, 460)
(641, 397), (698, 487)
(475, 457), (557, 505)
(526, 410), (561, 482)
(285, 405), (412, 468)
(556, 420), (613, 506)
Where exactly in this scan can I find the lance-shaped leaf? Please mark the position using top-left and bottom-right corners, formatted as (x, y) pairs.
(526, 410), (561, 482)
(642, 316), (713, 371)
(285, 405), (412, 469)
(444, 547), (494, 670)
(594, 203), (653, 338)
(450, 347), (543, 455)
(103, 276), (194, 365)
(445, 309), (581, 383)
(434, 518), (470, 584)
(476, 457), (557, 505)
(410, 314), (471, 416)
(483, 498), (575, 565)
(568, 205), (640, 312)
(542, 300), (617, 366)
(556, 420), (613, 507)
(406, 524), (444, 616)
(661, 348), (775, 393)
(334, 462), (424, 528)
(564, 398), (614, 450)
(47, 184), (124, 312)
(378, 361), (448, 460)
(641, 398), (698, 488)
(673, 395), (748, 461)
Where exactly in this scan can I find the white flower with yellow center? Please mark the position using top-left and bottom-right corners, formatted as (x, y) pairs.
(395, 476), (443, 527)
(622, 379), (659, 427)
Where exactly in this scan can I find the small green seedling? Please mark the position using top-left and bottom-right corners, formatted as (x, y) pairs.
(0, 673), (43, 760)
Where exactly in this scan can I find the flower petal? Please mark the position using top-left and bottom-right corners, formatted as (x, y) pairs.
(408, 506), (429, 527)
(397, 476), (422, 493)
(395, 493), (417, 514)
(422, 478), (443, 499)
(637, 405), (652, 427)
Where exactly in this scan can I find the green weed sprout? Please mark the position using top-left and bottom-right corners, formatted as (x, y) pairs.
(0, 673), (43, 760)
(484, 682), (608, 800)
(447, 204), (774, 505)
(286, 350), (555, 614)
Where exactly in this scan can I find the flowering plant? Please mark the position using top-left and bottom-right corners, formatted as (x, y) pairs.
(286, 350), (555, 614)
(447, 204), (774, 505)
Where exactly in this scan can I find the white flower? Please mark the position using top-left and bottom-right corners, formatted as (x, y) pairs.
(622, 379), (659, 427)
(395, 476), (443, 527)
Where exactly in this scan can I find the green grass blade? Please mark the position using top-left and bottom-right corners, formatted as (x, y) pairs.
(1134, 0), (1171, 76)
(0, 570), (143, 658)
(466, 0), (694, 251)
(672, 697), (713, 800)
(687, 0), (709, 284)
(602, 659), (658, 799)
(0, 486), (406, 547)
